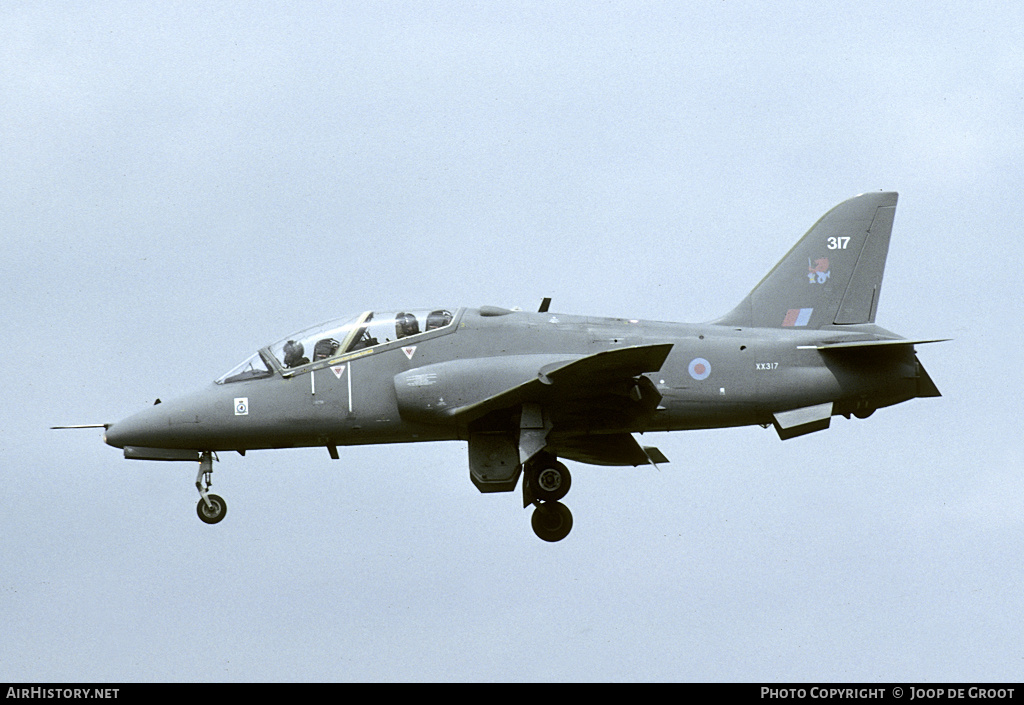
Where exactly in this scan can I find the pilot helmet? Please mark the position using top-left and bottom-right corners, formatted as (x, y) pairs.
(283, 340), (305, 366)
(395, 312), (419, 338)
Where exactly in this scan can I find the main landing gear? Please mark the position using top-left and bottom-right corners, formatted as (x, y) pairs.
(195, 451), (227, 525)
(524, 453), (573, 542)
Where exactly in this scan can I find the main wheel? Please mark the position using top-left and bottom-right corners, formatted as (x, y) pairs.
(196, 494), (227, 524)
(531, 501), (573, 542)
(531, 461), (571, 502)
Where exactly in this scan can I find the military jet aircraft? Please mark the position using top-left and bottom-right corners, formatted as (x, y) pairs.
(56, 191), (944, 541)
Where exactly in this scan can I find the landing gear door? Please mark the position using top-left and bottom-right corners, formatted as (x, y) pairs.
(468, 432), (521, 494)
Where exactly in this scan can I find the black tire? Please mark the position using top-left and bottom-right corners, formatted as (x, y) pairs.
(196, 494), (227, 524)
(532, 461), (571, 503)
(531, 501), (573, 542)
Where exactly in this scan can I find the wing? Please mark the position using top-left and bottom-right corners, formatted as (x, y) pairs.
(550, 433), (669, 467)
(394, 343), (673, 476)
(394, 343), (672, 425)
(456, 343), (673, 423)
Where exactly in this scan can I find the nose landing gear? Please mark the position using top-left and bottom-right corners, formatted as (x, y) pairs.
(524, 453), (573, 542)
(195, 451), (227, 524)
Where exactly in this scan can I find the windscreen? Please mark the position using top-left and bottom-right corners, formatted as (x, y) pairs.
(216, 351), (273, 384)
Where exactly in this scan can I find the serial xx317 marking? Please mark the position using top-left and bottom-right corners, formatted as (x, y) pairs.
(56, 192), (945, 541)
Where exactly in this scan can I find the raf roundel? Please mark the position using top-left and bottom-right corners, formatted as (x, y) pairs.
(688, 357), (711, 381)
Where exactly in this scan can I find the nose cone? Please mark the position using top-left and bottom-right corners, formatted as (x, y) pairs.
(103, 404), (171, 449)
(104, 387), (216, 450)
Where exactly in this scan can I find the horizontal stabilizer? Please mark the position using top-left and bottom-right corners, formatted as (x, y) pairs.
(798, 338), (950, 351)
(773, 402), (833, 440)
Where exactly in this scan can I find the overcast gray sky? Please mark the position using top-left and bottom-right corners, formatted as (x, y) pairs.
(3, 0), (1022, 682)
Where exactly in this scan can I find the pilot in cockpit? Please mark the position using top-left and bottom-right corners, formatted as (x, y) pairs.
(283, 340), (309, 368)
(395, 312), (419, 339)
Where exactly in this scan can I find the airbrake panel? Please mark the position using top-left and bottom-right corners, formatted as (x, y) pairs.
(772, 402), (833, 440)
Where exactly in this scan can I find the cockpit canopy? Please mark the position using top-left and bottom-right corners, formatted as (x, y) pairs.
(216, 308), (455, 384)
(216, 350), (274, 385)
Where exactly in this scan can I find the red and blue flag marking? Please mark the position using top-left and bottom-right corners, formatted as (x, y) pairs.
(782, 308), (813, 327)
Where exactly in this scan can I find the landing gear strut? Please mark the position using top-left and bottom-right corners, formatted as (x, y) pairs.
(524, 453), (573, 542)
(195, 451), (227, 525)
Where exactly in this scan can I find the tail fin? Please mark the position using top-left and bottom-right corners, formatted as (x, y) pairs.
(716, 192), (898, 329)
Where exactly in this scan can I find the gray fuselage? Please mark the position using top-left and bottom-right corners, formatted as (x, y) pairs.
(103, 306), (920, 455)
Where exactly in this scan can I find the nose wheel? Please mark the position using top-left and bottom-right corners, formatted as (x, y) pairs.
(195, 451), (227, 525)
(197, 493), (227, 524)
(524, 454), (574, 541)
